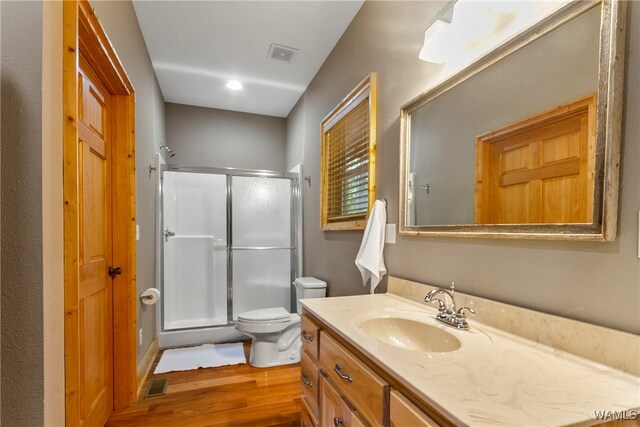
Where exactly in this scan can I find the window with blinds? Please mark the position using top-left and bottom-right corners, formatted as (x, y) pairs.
(320, 73), (377, 230)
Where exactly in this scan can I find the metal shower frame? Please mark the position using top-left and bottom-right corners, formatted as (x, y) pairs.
(157, 164), (300, 333)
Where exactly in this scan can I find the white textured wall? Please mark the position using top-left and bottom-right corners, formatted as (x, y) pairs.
(1, 1), (44, 424)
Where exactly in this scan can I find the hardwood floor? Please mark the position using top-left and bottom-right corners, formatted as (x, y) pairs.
(106, 342), (301, 427)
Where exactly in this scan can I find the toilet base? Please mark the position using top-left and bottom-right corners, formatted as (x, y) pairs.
(249, 338), (301, 368)
(244, 324), (302, 368)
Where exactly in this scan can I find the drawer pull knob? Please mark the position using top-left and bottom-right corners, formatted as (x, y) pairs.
(301, 372), (313, 387)
(334, 364), (353, 382)
(301, 330), (314, 341)
(333, 417), (344, 426)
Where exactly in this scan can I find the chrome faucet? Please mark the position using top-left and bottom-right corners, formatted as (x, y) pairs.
(424, 282), (475, 330)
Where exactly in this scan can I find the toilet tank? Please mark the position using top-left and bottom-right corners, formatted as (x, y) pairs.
(294, 277), (327, 314)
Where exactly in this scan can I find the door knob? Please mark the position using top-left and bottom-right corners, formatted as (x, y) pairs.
(108, 266), (122, 277)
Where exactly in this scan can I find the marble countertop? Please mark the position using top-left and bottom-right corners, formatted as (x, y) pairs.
(302, 293), (640, 426)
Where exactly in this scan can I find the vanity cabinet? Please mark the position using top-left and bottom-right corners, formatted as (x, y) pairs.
(301, 313), (393, 427)
(301, 406), (316, 427)
(390, 390), (438, 427)
(320, 374), (367, 427)
(301, 291), (639, 427)
(301, 314), (320, 359)
(300, 315), (321, 426)
(319, 332), (388, 426)
(301, 351), (320, 425)
(300, 312), (452, 427)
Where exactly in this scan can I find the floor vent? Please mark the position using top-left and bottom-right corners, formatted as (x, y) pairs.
(144, 378), (169, 398)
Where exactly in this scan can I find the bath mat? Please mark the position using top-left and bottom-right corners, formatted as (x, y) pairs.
(154, 342), (246, 374)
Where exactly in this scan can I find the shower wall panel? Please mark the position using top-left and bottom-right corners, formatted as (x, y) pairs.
(163, 172), (227, 330)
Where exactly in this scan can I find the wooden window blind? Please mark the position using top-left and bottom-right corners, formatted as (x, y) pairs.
(321, 73), (377, 230)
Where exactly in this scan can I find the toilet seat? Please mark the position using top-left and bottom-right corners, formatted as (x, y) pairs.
(236, 306), (299, 335)
(237, 307), (291, 324)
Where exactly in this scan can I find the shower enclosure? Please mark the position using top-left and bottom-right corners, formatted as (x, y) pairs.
(157, 162), (298, 348)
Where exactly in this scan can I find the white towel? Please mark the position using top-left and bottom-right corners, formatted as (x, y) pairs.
(355, 200), (387, 294)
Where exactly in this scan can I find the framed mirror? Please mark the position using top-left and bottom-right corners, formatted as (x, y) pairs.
(399, 0), (627, 240)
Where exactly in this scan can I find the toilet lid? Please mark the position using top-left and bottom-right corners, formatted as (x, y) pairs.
(237, 307), (291, 323)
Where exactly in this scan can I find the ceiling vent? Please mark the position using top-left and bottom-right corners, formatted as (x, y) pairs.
(268, 43), (298, 63)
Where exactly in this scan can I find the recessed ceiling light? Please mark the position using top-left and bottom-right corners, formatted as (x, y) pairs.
(226, 80), (243, 90)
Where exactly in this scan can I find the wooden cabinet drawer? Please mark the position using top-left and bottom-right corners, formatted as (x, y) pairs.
(301, 314), (320, 360)
(301, 350), (320, 418)
(319, 332), (388, 426)
(390, 390), (439, 427)
(320, 375), (367, 427)
(302, 390), (319, 427)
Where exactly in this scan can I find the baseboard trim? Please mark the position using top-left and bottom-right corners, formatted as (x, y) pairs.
(136, 336), (159, 400)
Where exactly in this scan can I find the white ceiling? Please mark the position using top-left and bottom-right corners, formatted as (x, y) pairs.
(132, 1), (364, 118)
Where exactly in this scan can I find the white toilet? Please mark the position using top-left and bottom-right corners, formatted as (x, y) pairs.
(235, 277), (327, 368)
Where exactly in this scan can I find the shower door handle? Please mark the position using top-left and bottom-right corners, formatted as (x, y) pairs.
(164, 227), (175, 242)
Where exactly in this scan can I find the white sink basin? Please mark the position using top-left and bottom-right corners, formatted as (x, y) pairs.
(356, 315), (461, 353)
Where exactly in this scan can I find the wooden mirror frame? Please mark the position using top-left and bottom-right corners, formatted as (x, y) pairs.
(399, 0), (627, 241)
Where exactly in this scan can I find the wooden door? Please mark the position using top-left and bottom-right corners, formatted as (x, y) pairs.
(77, 53), (114, 427)
(64, 2), (137, 424)
(475, 95), (596, 224)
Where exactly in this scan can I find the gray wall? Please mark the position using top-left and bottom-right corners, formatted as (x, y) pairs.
(91, 1), (166, 365)
(166, 103), (287, 172)
(0, 1), (44, 424)
(287, 1), (640, 334)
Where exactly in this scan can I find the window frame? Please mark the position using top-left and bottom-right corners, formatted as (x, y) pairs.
(320, 73), (377, 231)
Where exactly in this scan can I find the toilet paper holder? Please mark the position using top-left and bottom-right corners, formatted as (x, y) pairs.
(139, 288), (160, 305)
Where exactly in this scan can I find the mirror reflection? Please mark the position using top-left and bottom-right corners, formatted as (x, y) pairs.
(406, 3), (600, 226)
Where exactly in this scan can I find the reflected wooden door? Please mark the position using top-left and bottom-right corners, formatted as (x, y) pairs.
(77, 53), (114, 426)
(475, 95), (596, 224)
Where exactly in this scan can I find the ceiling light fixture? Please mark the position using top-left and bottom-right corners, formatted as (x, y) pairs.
(419, 1), (569, 68)
(226, 80), (243, 90)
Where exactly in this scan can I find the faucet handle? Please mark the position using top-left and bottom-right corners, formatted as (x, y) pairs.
(456, 306), (475, 317)
(425, 297), (447, 315)
(452, 306), (474, 329)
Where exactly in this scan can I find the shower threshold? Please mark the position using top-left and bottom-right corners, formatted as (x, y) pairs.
(164, 317), (228, 330)
(158, 324), (247, 349)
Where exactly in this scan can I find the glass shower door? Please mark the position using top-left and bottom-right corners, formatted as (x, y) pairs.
(231, 176), (294, 317)
(162, 171), (228, 330)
